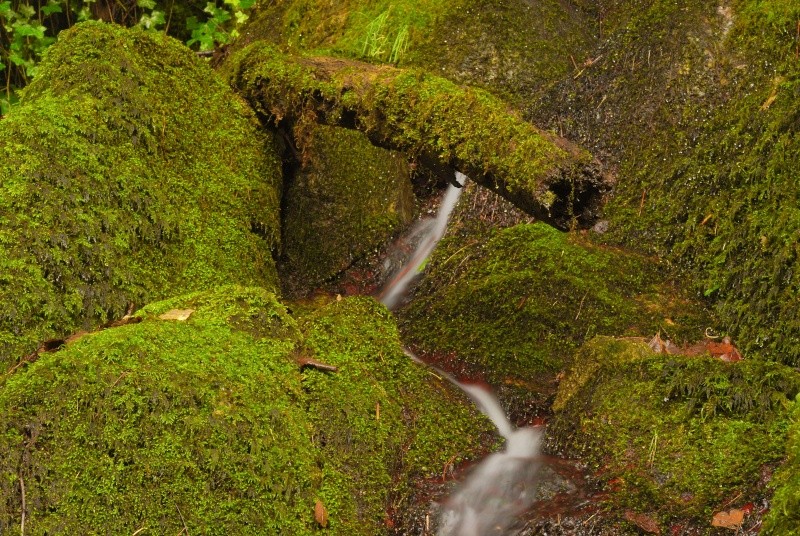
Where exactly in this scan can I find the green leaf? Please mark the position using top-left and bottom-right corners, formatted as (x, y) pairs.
(137, 0), (156, 9)
(41, 0), (63, 16)
(0, 1), (12, 16)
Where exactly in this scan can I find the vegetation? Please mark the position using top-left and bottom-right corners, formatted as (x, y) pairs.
(400, 222), (710, 385)
(0, 286), (493, 533)
(551, 337), (800, 527)
(0, 21), (282, 369)
(280, 124), (415, 292)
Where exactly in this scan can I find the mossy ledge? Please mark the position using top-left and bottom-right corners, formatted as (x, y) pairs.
(222, 43), (610, 229)
(0, 286), (492, 534)
(0, 22), (282, 369)
(550, 336), (800, 529)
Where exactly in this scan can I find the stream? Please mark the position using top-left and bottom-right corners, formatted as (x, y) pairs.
(376, 173), (556, 535)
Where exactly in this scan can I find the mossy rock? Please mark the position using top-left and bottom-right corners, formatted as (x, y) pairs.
(280, 124), (414, 292)
(519, 0), (800, 366)
(0, 286), (492, 534)
(764, 394), (800, 534)
(0, 21), (282, 368)
(550, 336), (800, 526)
(234, 0), (594, 106)
(399, 222), (710, 385)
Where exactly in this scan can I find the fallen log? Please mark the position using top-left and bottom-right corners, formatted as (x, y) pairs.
(223, 45), (610, 229)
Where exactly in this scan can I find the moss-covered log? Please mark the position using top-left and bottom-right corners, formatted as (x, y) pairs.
(223, 44), (609, 229)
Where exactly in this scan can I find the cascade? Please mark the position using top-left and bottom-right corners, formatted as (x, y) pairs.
(378, 172), (467, 309)
(380, 174), (543, 534)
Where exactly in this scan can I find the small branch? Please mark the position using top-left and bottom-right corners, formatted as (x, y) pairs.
(297, 357), (338, 373)
(175, 503), (189, 535)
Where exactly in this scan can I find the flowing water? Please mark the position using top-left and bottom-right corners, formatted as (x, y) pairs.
(379, 173), (544, 535)
(378, 172), (467, 309)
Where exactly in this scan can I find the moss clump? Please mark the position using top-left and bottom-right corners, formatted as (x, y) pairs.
(0, 286), (491, 534)
(764, 395), (800, 534)
(400, 222), (709, 384)
(550, 336), (800, 525)
(0, 21), (282, 368)
(280, 124), (415, 291)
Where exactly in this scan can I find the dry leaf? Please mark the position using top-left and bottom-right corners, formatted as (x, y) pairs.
(314, 499), (328, 527)
(158, 309), (194, 321)
(712, 509), (744, 530)
(624, 510), (661, 534)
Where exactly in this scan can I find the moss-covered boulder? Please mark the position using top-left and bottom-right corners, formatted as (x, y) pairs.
(0, 21), (282, 368)
(550, 336), (800, 528)
(280, 124), (414, 292)
(399, 222), (709, 385)
(0, 286), (491, 534)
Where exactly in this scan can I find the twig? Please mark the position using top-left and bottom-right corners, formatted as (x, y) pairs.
(638, 189), (646, 216)
(19, 474), (25, 536)
(575, 292), (588, 320)
(175, 503), (189, 535)
(132, 527), (148, 536)
(297, 357), (338, 372)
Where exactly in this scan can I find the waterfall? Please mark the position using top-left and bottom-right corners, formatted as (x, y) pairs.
(407, 350), (543, 535)
(377, 172), (466, 309)
(386, 173), (543, 534)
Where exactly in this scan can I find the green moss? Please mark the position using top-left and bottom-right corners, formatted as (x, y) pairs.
(0, 286), (492, 533)
(765, 396), (800, 534)
(280, 124), (414, 291)
(400, 222), (710, 384)
(0, 22), (283, 368)
(551, 336), (800, 523)
(295, 296), (492, 532)
(223, 43), (601, 228)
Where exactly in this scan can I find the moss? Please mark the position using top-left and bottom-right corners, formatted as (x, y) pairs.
(295, 296), (493, 532)
(280, 124), (415, 292)
(765, 396), (800, 534)
(223, 43), (605, 228)
(596, 2), (800, 364)
(0, 286), (492, 533)
(399, 222), (710, 384)
(551, 336), (800, 524)
(0, 21), (283, 369)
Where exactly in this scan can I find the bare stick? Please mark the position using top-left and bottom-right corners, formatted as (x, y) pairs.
(175, 503), (189, 535)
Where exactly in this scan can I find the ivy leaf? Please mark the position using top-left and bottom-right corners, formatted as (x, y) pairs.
(0, 1), (12, 16)
(137, 0), (156, 9)
(139, 10), (165, 29)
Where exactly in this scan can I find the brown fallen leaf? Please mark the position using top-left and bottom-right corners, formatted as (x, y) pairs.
(712, 508), (744, 530)
(158, 309), (194, 321)
(315, 499), (328, 527)
(624, 510), (661, 534)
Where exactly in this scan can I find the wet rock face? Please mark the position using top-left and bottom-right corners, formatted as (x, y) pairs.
(279, 124), (415, 294)
(0, 21), (283, 368)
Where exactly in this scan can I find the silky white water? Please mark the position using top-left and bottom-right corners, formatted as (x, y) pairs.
(382, 178), (543, 534)
(378, 172), (467, 309)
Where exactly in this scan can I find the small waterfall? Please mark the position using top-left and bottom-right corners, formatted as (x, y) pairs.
(387, 173), (543, 534)
(378, 172), (466, 309)
(405, 359), (543, 535)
